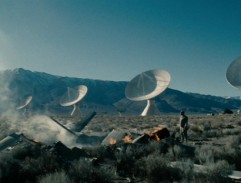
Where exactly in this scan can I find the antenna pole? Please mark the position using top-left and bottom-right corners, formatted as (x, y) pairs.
(71, 104), (77, 116)
(141, 99), (151, 116)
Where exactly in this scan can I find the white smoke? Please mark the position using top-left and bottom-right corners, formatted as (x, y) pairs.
(1, 113), (78, 148)
(0, 79), (10, 102)
(0, 51), (81, 148)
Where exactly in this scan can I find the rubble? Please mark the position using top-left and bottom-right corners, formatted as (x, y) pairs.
(0, 132), (40, 152)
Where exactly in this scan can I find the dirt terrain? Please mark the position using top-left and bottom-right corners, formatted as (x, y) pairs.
(1, 113), (241, 182)
(1, 112), (240, 146)
(54, 113), (241, 146)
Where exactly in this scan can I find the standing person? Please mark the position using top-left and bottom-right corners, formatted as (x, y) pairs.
(179, 111), (189, 142)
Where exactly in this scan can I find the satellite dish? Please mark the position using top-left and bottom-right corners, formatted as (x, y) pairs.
(17, 96), (32, 117)
(125, 69), (171, 116)
(17, 96), (32, 110)
(226, 56), (241, 90)
(60, 85), (88, 116)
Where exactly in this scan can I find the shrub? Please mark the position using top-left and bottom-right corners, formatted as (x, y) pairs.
(92, 165), (116, 183)
(145, 153), (181, 182)
(38, 171), (73, 183)
(138, 142), (169, 157)
(203, 129), (221, 138)
(84, 145), (114, 160)
(0, 153), (21, 183)
(190, 124), (202, 134)
(203, 121), (212, 131)
(133, 157), (147, 178)
(115, 143), (174, 179)
(115, 145), (138, 177)
(236, 120), (241, 126)
(68, 158), (93, 182)
(20, 152), (62, 182)
(226, 134), (241, 148)
(195, 145), (214, 164)
(222, 128), (241, 136)
(68, 158), (115, 183)
(212, 145), (241, 171)
(172, 159), (194, 182)
(205, 160), (234, 183)
(170, 144), (194, 160)
(12, 145), (42, 160)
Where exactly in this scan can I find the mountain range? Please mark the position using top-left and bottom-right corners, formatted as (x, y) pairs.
(0, 68), (240, 115)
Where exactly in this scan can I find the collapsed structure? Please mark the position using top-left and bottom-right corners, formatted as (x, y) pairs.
(0, 132), (40, 152)
(101, 127), (170, 146)
(0, 111), (172, 153)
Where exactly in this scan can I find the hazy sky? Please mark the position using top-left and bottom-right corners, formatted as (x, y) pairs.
(1, 0), (241, 97)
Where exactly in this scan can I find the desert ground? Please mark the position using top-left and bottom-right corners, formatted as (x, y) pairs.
(75, 113), (241, 145)
(1, 112), (241, 183)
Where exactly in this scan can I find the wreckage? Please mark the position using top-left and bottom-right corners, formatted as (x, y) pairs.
(0, 111), (173, 153)
(0, 111), (98, 152)
(101, 127), (170, 146)
(50, 110), (172, 146)
(50, 111), (98, 137)
(0, 132), (40, 152)
(1, 122), (241, 183)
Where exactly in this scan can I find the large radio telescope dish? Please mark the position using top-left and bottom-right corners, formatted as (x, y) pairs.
(125, 69), (171, 116)
(17, 96), (33, 110)
(226, 56), (241, 90)
(60, 85), (88, 116)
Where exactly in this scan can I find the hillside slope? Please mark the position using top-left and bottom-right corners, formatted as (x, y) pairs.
(0, 68), (240, 115)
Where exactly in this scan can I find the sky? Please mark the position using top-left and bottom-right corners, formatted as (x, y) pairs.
(0, 0), (241, 97)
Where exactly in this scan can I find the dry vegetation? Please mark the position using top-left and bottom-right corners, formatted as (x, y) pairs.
(0, 113), (241, 182)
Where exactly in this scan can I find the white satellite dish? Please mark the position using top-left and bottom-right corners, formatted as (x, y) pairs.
(125, 69), (171, 116)
(17, 96), (32, 110)
(226, 56), (241, 90)
(60, 85), (88, 116)
(17, 96), (33, 117)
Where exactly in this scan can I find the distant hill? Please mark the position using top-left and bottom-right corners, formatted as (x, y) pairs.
(0, 68), (240, 115)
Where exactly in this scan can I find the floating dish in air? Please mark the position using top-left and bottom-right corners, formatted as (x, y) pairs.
(226, 56), (241, 90)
